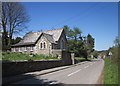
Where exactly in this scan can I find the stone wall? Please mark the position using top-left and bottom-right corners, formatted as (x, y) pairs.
(2, 51), (72, 77)
(2, 60), (63, 77)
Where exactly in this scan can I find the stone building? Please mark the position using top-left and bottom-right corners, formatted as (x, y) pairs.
(11, 28), (67, 57)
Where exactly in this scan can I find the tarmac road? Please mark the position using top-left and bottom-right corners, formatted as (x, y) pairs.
(13, 59), (104, 85)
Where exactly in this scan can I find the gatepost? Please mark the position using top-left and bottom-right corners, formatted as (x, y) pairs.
(71, 53), (75, 64)
(61, 51), (72, 65)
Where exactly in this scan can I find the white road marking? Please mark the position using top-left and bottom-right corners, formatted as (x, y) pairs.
(84, 65), (89, 68)
(67, 69), (81, 76)
(49, 81), (58, 84)
(90, 63), (93, 65)
(81, 62), (86, 64)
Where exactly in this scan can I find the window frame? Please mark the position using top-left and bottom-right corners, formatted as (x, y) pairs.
(24, 46), (27, 51)
(43, 42), (46, 49)
(30, 46), (34, 51)
(40, 42), (43, 49)
(40, 41), (47, 49)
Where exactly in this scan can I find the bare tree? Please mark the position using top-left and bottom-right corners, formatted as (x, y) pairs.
(1, 2), (29, 51)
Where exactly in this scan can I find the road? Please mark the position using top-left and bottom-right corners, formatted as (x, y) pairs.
(13, 59), (104, 85)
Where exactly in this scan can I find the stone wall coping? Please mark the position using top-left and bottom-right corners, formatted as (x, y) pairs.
(2, 59), (61, 63)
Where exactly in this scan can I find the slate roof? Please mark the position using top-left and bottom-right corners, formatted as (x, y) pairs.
(44, 28), (63, 41)
(12, 42), (35, 46)
(12, 28), (63, 47)
(43, 33), (56, 44)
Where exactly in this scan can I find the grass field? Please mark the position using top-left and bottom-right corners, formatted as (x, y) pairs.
(75, 57), (93, 62)
(104, 58), (118, 84)
(2, 52), (59, 61)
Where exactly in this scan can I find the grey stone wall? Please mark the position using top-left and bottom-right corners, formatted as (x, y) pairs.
(2, 51), (72, 77)
(2, 60), (63, 77)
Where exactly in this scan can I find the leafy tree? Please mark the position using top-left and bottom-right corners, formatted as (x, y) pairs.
(11, 37), (22, 45)
(63, 25), (95, 60)
(72, 27), (82, 41)
(63, 26), (82, 40)
(85, 34), (95, 56)
(113, 36), (120, 62)
(107, 36), (120, 63)
(64, 25), (88, 59)
(1, 2), (29, 51)
(63, 25), (70, 37)
(92, 50), (98, 58)
(77, 40), (88, 59)
(114, 36), (120, 47)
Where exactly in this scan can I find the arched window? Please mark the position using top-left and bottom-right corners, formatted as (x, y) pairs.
(40, 43), (42, 49)
(43, 42), (46, 49)
(40, 42), (47, 49)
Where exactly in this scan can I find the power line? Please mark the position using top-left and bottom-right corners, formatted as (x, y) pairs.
(66, 2), (112, 26)
(51, 2), (100, 28)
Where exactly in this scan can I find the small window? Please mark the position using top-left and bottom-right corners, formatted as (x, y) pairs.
(20, 47), (23, 51)
(43, 42), (46, 48)
(30, 46), (33, 51)
(15, 47), (19, 52)
(24, 46), (27, 51)
(40, 43), (42, 49)
(15, 48), (17, 52)
(19, 47), (21, 52)
(13, 48), (16, 52)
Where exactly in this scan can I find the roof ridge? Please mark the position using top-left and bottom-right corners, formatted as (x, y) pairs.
(32, 28), (63, 33)
(46, 28), (63, 31)
(43, 32), (53, 36)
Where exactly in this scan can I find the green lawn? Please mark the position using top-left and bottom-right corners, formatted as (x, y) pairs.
(2, 52), (59, 61)
(75, 57), (92, 62)
(104, 58), (118, 84)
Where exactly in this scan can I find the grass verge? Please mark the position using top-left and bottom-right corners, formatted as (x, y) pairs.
(2, 52), (59, 61)
(104, 58), (118, 84)
(75, 57), (92, 62)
